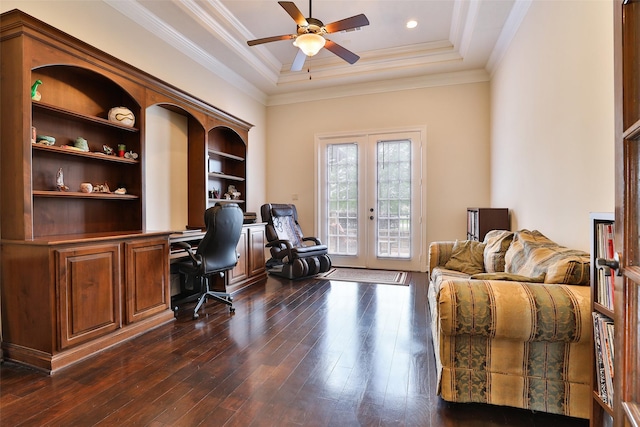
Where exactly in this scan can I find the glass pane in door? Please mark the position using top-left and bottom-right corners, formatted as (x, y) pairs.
(376, 139), (411, 259)
(327, 143), (358, 255)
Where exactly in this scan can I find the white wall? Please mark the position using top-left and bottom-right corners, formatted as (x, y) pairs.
(266, 81), (492, 253)
(490, 0), (614, 251)
(145, 106), (188, 231)
(0, 1), (268, 222)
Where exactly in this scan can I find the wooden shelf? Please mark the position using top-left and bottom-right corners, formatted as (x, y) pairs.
(208, 172), (245, 181)
(208, 149), (244, 162)
(593, 391), (614, 416)
(32, 144), (139, 164)
(33, 101), (139, 132)
(594, 302), (614, 320)
(33, 190), (139, 200)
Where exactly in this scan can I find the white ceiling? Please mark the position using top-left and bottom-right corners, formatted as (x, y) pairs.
(105, 0), (530, 104)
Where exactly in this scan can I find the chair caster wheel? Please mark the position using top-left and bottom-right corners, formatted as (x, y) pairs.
(229, 306), (235, 313)
(193, 312), (199, 320)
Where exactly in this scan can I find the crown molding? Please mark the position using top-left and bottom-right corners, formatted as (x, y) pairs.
(276, 41), (459, 86)
(104, 0), (268, 104)
(486, 0), (532, 77)
(266, 69), (490, 106)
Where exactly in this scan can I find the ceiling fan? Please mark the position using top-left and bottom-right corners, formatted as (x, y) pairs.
(247, 1), (370, 71)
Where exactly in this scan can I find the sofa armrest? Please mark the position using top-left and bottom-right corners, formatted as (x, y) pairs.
(428, 241), (456, 275)
(438, 279), (590, 343)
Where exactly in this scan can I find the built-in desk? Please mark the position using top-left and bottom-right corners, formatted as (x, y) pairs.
(169, 222), (267, 297)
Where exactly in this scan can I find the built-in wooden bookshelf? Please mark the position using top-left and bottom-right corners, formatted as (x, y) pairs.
(0, 9), (255, 373)
(590, 212), (616, 427)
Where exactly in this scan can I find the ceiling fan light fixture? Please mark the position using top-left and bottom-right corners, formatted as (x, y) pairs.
(293, 33), (326, 56)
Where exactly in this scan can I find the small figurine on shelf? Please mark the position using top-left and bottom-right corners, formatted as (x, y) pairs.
(31, 80), (42, 101)
(124, 151), (139, 160)
(226, 184), (241, 200)
(74, 137), (89, 152)
(56, 168), (69, 191)
(103, 144), (114, 156)
(93, 182), (110, 193)
(213, 188), (220, 199)
(117, 144), (126, 157)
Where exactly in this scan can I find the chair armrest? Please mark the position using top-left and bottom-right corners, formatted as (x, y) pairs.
(173, 241), (201, 267)
(438, 279), (590, 343)
(302, 236), (322, 245)
(266, 239), (294, 250)
(428, 241), (456, 274)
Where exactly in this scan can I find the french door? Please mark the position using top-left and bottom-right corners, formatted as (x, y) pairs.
(316, 129), (423, 271)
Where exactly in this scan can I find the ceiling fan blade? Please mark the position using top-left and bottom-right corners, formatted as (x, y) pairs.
(324, 40), (360, 64)
(278, 1), (308, 27)
(324, 14), (370, 34)
(247, 34), (296, 46)
(291, 49), (307, 72)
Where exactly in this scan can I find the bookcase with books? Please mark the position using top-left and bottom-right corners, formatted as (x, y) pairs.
(590, 212), (616, 427)
(466, 208), (509, 241)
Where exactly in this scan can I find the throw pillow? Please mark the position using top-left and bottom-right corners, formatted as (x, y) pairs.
(544, 255), (590, 285)
(444, 240), (486, 275)
(483, 230), (514, 273)
(470, 272), (546, 283)
(505, 230), (590, 285)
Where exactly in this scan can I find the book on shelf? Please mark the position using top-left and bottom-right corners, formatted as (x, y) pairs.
(595, 222), (615, 310)
(593, 312), (615, 406)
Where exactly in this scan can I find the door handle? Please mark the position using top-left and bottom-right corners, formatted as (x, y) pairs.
(596, 252), (622, 276)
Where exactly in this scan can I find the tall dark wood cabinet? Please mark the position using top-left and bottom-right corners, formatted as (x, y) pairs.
(0, 9), (255, 372)
(611, 1), (640, 426)
(466, 208), (509, 241)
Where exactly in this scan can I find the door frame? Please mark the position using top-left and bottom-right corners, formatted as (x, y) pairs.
(314, 125), (427, 272)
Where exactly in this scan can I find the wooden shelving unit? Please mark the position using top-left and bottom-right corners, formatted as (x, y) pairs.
(590, 212), (615, 427)
(0, 9), (256, 373)
(466, 208), (509, 241)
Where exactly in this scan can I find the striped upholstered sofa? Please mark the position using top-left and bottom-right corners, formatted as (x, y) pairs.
(427, 229), (591, 419)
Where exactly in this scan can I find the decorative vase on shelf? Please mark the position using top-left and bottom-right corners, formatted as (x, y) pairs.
(108, 107), (135, 127)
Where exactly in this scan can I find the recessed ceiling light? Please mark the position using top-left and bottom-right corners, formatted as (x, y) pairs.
(406, 20), (418, 29)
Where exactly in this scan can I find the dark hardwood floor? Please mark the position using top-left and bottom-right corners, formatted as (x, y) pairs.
(0, 272), (589, 426)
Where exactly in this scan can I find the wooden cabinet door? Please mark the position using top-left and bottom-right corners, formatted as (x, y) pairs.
(56, 244), (121, 350)
(229, 227), (249, 286)
(614, 1), (640, 425)
(124, 238), (170, 323)
(248, 225), (266, 277)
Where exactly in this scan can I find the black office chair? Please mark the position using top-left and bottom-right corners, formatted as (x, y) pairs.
(174, 203), (244, 319)
(261, 203), (332, 279)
